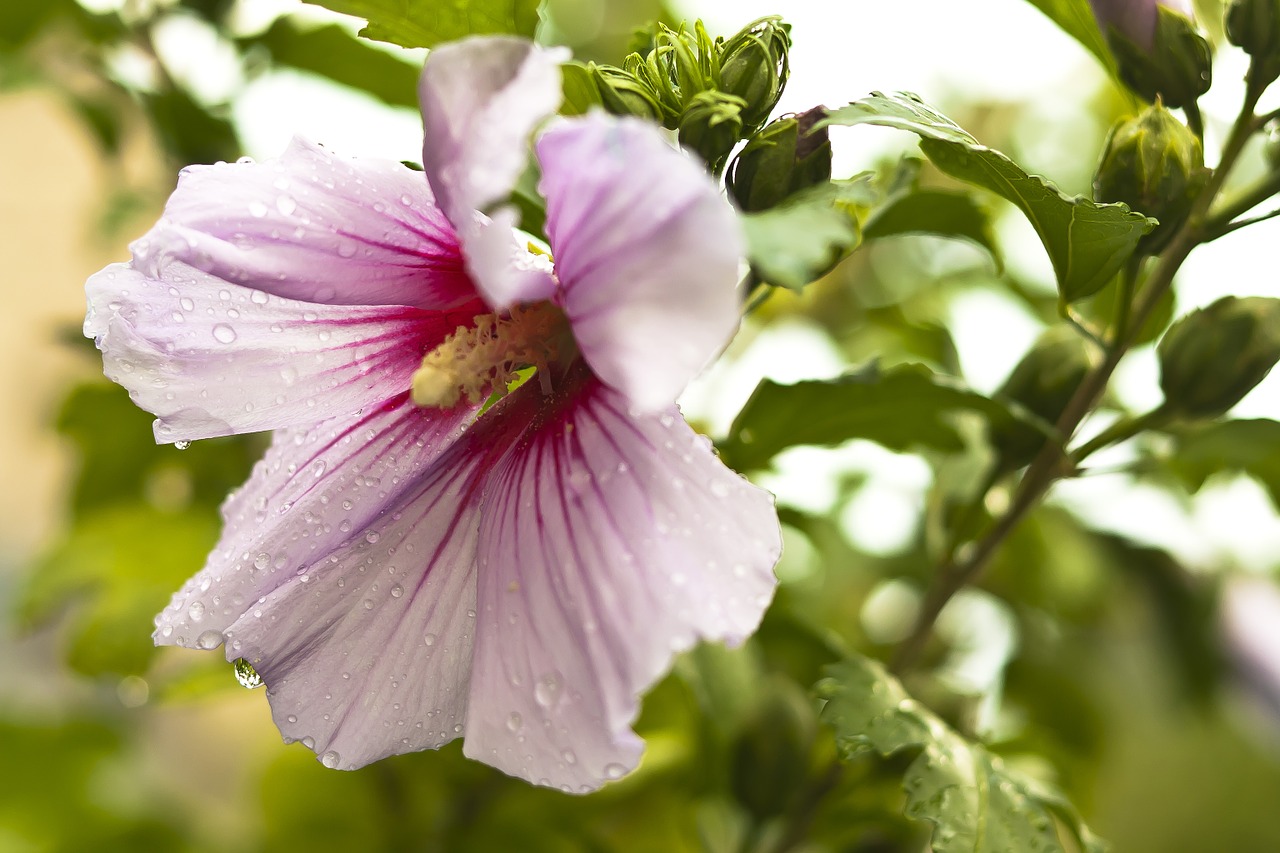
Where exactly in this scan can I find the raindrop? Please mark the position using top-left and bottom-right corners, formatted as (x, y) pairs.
(174, 440), (191, 451)
(250, 289), (269, 305)
(179, 296), (195, 312)
(196, 629), (222, 649)
(709, 481), (729, 498)
(253, 552), (271, 570)
(287, 714), (298, 724)
(424, 633), (437, 647)
(362, 598), (374, 610)
(187, 601), (206, 621)
(534, 673), (561, 708)
(365, 531), (381, 544)
(604, 763), (627, 780)
(212, 324), (237, 344)
(320, 750), (341, 769)
(233, 658), (264, 689)
(248, 200), (268, 218)
(276, 195), (297, 216)
(506, 713), (523, 732)
(390, 584), (404, 598)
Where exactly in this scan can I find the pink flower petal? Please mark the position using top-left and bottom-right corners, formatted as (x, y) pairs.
(86, 261), (474, 442)
(222, 439), (489, 771)
(419, 36), (563, 308)
(538, 114), (745, 412)
(464, 376), (780, 790)
(137, 137), (477, 311)
(154, 394), (476, 646)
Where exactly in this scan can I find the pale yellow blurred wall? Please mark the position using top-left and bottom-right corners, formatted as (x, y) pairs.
(0, 89), (160, 568)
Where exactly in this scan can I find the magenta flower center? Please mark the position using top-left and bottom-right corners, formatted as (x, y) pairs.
(410, 301), (574, 408)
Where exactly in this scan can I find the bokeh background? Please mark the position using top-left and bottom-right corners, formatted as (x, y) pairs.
(3, 0), (1280, 850)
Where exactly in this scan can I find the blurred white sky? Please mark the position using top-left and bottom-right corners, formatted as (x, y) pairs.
(119, 0), (1280, 572)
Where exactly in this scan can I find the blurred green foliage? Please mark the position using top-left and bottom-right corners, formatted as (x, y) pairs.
(6, 0), (1280, 851)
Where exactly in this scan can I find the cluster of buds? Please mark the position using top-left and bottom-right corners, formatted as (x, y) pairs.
(1087, 0), (1210, 108)
(582, 16), (791, 173)
(1093, 102), (1207, 253)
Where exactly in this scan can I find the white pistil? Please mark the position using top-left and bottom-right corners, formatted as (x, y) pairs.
(411, 302), (570, 409)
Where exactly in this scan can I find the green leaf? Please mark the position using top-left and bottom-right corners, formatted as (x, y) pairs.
(252, 20), (421, 108)
(1021, 0), (1115, 73)
(818, 656), (1106, 853)
(1164, 418), (1280, 510)
(824, 92), (1155, 302)
(863, 188), (1003, 270)
(740, 176), (875, 290)
(719, 361), (1023, 471)
(303, 0), (540, 50)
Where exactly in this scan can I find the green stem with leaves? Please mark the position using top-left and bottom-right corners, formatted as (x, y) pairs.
(891, 79), (1270, 674)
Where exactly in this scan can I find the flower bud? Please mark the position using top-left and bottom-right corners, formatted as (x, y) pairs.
(1226, 0), (1280, 86)
(989, 327), (1100, 471)
(1091, 0), (1211, 107)
(729, 677), (817, 820)
(677, 89), (747, 174)
(1093, 102), (1206, 253)
(717, 16), (791, 134)
(1158, 296), (1280, 419)
(726, 107), (831, 212)
(590, 64), (664, 122)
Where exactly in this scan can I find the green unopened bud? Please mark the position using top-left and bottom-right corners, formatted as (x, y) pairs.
(726, 107), (831, 212)
(1094, 103), (1206, 253)
(1227, 0), (1280, 86)
(990, 327), (1100, 470)
(678, 89), (746, 174)
(729, 677), (817, 820)
(717, 16), (791, 134)
(1103, 3), (1212, 108)
(591, 64), (663, 122)
(1158, 296), (1280, 419)
(658, 21), (717, 109)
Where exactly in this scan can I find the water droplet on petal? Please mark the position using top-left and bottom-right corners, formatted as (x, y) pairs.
(233, 658), (264, 688)
(174, 440), (191, 451)
(534, 673), (561, 708)
(390, 584), (403, 598)
(187, 601), (206, 621)
(276, 195), (297, 216)
(424, 633), (436, 647)
(604, 763), (627, 780)
(320, 750), (341, 768)
(506, 713), (523, 732)
(248, 200), (268, 218)
(212, 324), (237, 344)
(196, 629), (222, 649)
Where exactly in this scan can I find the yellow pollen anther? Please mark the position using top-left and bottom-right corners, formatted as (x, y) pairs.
(411, 302), (570, 409)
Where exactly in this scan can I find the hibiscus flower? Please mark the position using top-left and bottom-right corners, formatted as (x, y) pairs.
(84, 35), (781, 792)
